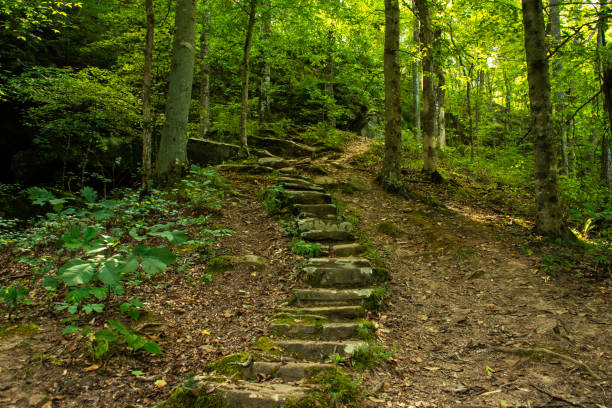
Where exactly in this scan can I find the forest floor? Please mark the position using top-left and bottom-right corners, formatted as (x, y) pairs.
(0, 137), (610, 408)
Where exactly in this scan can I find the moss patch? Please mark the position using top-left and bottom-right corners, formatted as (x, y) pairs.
(156, 388), (228, 408)
(0, 324), (39, 339)
(372, 267), (391, 283)
(376, 221), (402, 238)
(204, 353), (248, 377)
(363, 287), (387, 310)
(282, 366), (362, 407)
(206, 257), (231, 274)
(251, 336), (282, 356)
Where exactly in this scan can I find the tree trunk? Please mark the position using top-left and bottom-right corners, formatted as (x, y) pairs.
(259, 0), (271, 123)
(239, 0), (258, 152)
(550, 0), (569, 176)
(155, 0), (197, 181)
(199, 7), (211, 139)
(434, 27), (445, 150)
(475, 69), (483, 135)
(599, 0), (612, 188)
(412, 0), (421, 139)
(503, 69), (512, 138)
(415, 0), (438, 178)
(142, 0), (154, 189)
(521, 0), (566, 238)
(382, 0), (402, 189)
(325, 29), (336, 128)
(466, 65), (474, 161)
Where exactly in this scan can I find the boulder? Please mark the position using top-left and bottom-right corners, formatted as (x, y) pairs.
(250, 135), (316, 157)
(188, 138), (242, 165)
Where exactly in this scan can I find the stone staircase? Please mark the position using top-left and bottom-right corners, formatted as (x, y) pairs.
(158, 162), (387, 408)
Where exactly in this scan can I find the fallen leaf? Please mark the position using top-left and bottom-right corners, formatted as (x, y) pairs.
(201, 330), (210, 335)
(154, 379), (167, 388)
(84, 364), (99, 372)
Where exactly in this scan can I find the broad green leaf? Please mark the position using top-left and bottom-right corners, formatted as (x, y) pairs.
(99, 261), (121, 286)
(119, 255), (139, 274)
(120, 302), (130, 314)
(144, 341), (162, 354)
(43, 275), (58, 290)
(145, 247), (176, 265)
(141, 257), (167, 275)
(62, 325), (79, 335)
(89, 286), (107, 300)
(95, 329), (119, 342)
(93, 209), (114, 221)
(58, 259), (95, 286)
(80, 186), (98, 203)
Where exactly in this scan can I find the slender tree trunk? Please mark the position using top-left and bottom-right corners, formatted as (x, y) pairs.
(550, 0), (569, 176)
(325, 29), (336, 128)
(475, 69), (483, 135)
(259, 0), (271, 123)
(415, 0), (438, 178)
(155, 0), (197, 181)
(382, 0), (402, 189)
(433, 27), (445, 150)
(521, 0), (567, 238)
(239, 0), (258, 152)
(599, 0), (612, 187)
(503, 69), (512, 137)
(466, 65), (474, 161)
(142, 0), (154, 189)
(199, 7), (211, 139)
(412, 0), (421, 139)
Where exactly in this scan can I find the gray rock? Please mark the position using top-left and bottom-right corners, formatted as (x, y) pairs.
(278, 306), (366, 320)
(285, 190), (332, 205)
(293, 204), (338, 218)
(277, 340), (365, 359)
(297, 218), (353, 234)
(293, 288), (375, 306)
(332, 243), (366, 257)
(313, 176), (339, 188)
(342, 176), (371, 192)
(242, 362), (334, 382)
(250, 135), (316, 157)
(188, 138), (242, 165)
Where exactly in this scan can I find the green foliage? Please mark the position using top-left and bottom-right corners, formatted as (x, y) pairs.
(0, 284), (30, 318)
(291, 239), (322, 257)
(261, 185), (288, 215)
(90, 320), (161, 359)
(172, 167), (230, 212)
(350, 343), (392, 372)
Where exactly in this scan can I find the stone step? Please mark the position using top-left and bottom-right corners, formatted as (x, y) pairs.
(331, 243), (366, 257)
(241, 361), (335, 382)
(293, 204), (338, 218)
(277, 305), (366, 320)
(298, 218), (353, 234)
(200, 381), (308, 408)
(301, 265), (373, 288)
(270, 321), (371, 341)
(285, 190), (332, 205)
(293, 288), (375, 307)
(301, 230), (354, 242)
(277, 340), (366, 360)
(301, 258), (373, 288)
(277, 177), (323, 191)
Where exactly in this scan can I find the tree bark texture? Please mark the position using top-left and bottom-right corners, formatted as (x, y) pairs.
(599, 0), (612, 187)
(415, 0), (437, 174)
(142, 0), (154, 188)
(239, 0), (258, 151)
(434, 28), (446, 150)
(156, 0), (197, 180)
(412, 0), (421, 139)
(199, 7), (211, 139)
(260, 0), (271, 122)
(550, 0), (569, 176)
(382, 0), (402, 189)
(521, 0), (565, 238)
(326, 29), (336, 128)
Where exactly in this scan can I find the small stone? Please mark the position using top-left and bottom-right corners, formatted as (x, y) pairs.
(258, 157), (287, 168)
(313, 176), (339, 188)
(342, 176), (371, 192)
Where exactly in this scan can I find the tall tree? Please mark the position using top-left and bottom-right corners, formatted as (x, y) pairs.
(434, 27), (446, 150)
(199, 6), (211, 138)
(142, 0), (154, 189)
(521, 0), (567, 238)
(155, 0), (197, 180)
(259, 0), (271, 123)
(550, 0), (569, 176)
(382, 0), (402, 189)
(416, 0), (440, 179)
(412, 0), (421, 139)
(239, 0), (258, 152)
(598, 0), (612, 187)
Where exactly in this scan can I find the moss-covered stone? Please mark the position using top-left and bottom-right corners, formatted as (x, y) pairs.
(156, 388), (228, 408)
(204, 353), (249, 377)
(0, 324), (39, 339)
(372, 267), (391, 283)
(282, 366), (362, 407)
(206, 257), (231, 274)
(251, 336), (282, 356)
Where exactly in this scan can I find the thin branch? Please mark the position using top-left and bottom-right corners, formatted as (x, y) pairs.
(563, 89), (602, 126)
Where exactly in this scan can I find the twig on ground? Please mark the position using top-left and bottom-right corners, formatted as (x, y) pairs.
(493, 346), (602, 380)
(530, 384), (584, 407)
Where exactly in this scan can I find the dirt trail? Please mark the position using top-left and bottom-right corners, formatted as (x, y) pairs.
(317, 137), (610, 407)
